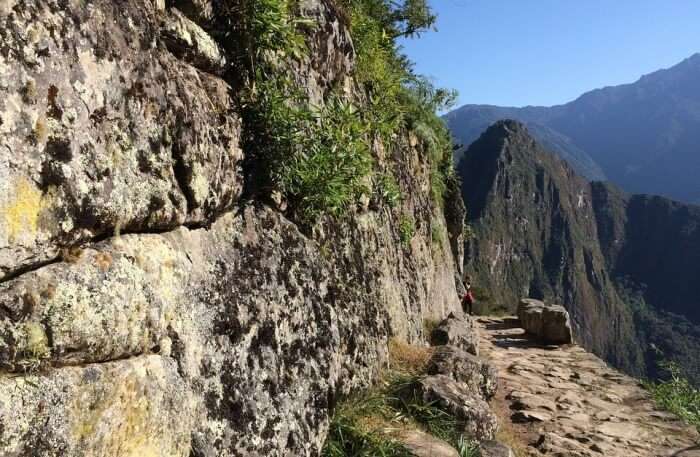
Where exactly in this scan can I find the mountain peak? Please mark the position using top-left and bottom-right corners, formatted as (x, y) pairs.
(475, 119), (534, 149)
(485, 119), (528, 136)
(447, 52), (700, 203)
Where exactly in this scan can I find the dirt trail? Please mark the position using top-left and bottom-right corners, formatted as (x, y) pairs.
(478, 317), (700, 457)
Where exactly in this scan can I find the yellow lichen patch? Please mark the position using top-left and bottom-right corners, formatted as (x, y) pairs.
(2, 178), (48, 244)
(23, 322), (49, 359)
(94, 252), (113, 272)
(71, 360), (179, 457)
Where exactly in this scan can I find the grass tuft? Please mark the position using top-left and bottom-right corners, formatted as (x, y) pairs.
(388, 338), (433, 376)
(323, 340), (481, 456)
(645, 361), (700, 432)
(398, 215), (415, 246)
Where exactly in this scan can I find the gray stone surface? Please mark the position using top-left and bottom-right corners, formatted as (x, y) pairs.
(0, 355), (193, 457)
(478, 316), (700, 457)
(430, 312), (480, 355)
(0, 0), (243, 280)
(426, 345), (497, 400)
(399, 430), (460, 457)
(417, 375), (498, 441)
(0, 0), (469, 455)
(480, 440), (515, 457)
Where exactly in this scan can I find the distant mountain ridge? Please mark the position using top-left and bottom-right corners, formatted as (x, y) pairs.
(459, 120), (700, 384)
(446, 53), (700, 202)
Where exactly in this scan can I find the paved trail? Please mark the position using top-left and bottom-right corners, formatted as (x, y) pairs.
(478, 317), (700, 457)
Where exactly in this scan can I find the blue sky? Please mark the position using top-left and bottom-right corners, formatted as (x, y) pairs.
(400, 0), (700, 108)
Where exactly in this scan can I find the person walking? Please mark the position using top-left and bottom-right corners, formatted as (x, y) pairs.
(462, 275), (475, 315)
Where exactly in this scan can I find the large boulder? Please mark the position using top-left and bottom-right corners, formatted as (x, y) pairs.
(426, 345), (497, 400)
(429, 312), (479, 356)
(517, 299), (573, 344)
(416, 375), (498, 441)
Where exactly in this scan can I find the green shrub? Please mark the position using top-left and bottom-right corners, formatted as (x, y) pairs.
(243, 75), (373, 223)
(282, 96), (374, 222)
(431, 223), (444, 245)
(239, 0), (460, 223)
(399, 215), (415, 246)
(423, 318), (441, 338)
(374, 172), (401, 208)
(224, 0), (307, 82)
(463, 223), (475, 240)
(338, 0), (459, 208)
(645, 362), (700, 432)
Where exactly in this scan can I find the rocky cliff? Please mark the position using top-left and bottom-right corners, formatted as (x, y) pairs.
(458, 120), (700, 382)
(0, 1), (464, 455)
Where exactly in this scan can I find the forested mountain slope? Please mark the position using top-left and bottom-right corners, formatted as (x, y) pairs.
(459, 120), (700, 383)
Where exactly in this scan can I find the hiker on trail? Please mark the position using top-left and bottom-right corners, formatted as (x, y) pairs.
(462, 275), (475, 315)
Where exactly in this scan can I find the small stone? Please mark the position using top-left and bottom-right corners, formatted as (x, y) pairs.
(398, 430), (459, 457)
(427, 345), (498, 400)
(517, 298), (573, 344)
(479, 440), (515, 457)
(511, 410), (551, 423)
(508, 391), (557, 411)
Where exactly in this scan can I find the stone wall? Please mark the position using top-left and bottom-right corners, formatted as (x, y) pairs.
(0, 1), (463, 455)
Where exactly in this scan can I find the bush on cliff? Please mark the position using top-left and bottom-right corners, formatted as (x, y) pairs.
(646, 362), (700, 432)
(237, 0), (458, 224)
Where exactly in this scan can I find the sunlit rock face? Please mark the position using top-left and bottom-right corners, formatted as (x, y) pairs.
(0, 1), (464, 455)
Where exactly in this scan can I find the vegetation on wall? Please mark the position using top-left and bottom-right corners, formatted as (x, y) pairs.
(234, 0), (458, 224)
(398, 215), (415, 246)
(342, 0), (458, 207)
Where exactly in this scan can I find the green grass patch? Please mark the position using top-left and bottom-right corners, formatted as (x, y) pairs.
(374, 172), (401, 208)
(645, 362), (700, 432)
(323, 341), (481, 456)
(398, 215), (415, 246)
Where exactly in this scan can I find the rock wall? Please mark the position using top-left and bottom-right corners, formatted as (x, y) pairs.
(0, 1), (463, 455)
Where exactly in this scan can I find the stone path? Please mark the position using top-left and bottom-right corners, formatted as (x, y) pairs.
(478, 317), (700, 457)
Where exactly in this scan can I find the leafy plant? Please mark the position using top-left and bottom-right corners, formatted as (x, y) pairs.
(282, 96), (374, 222)
(398, 215), (415, 246)
(456, 435), (481, 457)
(339, 0), (459, 207)
(431, 223), (444, 245)
(239, 0), (460, 224)
(374, 172), (401, 208)
(645, 361), (700, 432)
(223, 0), (307, 83)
